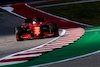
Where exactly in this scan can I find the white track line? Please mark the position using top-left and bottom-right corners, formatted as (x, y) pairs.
(0, 29), (66, 66)
(86, 29), (100, 32)
(25, 3), (93, 27)
(0, 61), (27, 66)
(0, 3), (93, 27)
(6, 54), (42, 59)
(0, 6), (26, 19)
(30, 50), (100, 67)
(36, 0), (100, 8)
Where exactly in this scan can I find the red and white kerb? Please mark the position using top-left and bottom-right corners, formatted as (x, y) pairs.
(0, 28), (85, 66)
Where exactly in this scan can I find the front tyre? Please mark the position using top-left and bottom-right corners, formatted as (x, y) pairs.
(15, 27), (23, 41)
(49, 23), (59, 36)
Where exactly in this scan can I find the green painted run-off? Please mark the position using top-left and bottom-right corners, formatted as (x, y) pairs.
(2, 27), (100, 67)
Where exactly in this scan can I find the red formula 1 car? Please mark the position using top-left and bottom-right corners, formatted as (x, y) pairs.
(15, 17), (59, 41)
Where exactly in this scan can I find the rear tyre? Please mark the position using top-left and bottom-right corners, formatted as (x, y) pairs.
(15, 27), (23, 41)
(49, 23), (59, 36)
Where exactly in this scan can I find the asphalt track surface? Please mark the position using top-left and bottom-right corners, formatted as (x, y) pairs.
(0, 0), (59, 59)
(0, 1), (100, 67)
(0, 9), (100, 67)
(42, 53), (100, 67)
(0, 9), (60, 59)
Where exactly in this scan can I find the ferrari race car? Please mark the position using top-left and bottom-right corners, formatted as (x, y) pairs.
(15, 17), (59, 41)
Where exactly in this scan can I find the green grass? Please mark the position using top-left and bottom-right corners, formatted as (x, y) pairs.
(31, 0), (82, 7)
(38, 1), (100, 26)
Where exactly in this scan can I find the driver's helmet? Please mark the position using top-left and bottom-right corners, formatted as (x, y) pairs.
(32, 21), (36, 25)
(32, 18), (37, 25)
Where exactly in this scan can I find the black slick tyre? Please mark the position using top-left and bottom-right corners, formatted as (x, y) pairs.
(15, 27), (23, 41)
(49, 23), (59, 36)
